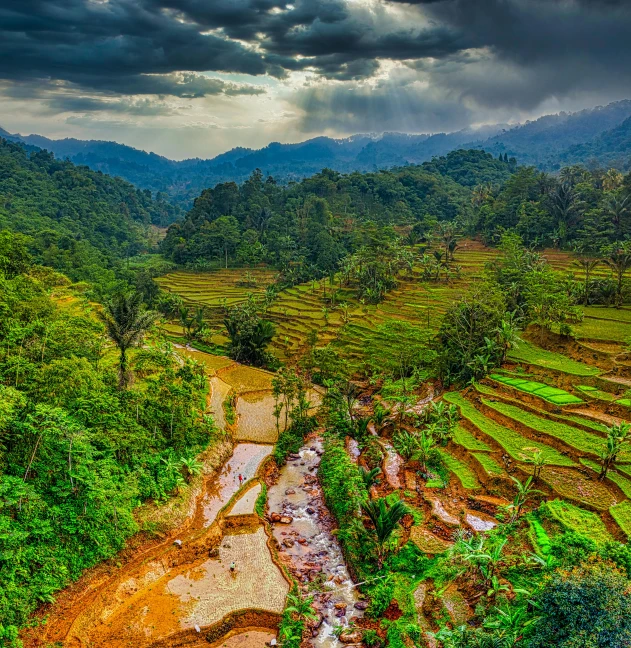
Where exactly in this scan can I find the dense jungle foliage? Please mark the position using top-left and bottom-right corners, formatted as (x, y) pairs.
(162, 150), (631, 286)
(0, 138), (180, 296)
(0, 232), (217, 645)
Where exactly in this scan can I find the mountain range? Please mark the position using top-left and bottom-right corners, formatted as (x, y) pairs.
(2, 100), (631, 207)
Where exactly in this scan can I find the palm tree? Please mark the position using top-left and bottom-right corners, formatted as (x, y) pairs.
(550, 181), (578, 245)
(598, 422), (631, 480)
(602, 168), (624, 192)
(603, 244), (631, 308)
(604, 192), (631, 238)
(97, 292), (158, 389)
(362, 497), (409, 567)
(573, 257), (601, 305)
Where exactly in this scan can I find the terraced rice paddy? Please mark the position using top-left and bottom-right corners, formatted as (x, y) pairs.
(444, 392), (576, 467)
(507, 341), (600, 376)
(489, 374), (584, 405)
(610, 501), (631, 537)
(157, 241), (498, 362)
(157, 268), (277, 311)
(481, 399), (605, 456)
(438, 449), (481, 489)
(471, 452), (505, 477)
(545, 500), (614, 544)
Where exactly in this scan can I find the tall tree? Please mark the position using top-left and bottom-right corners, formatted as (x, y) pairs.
(97, 292), (158, 389)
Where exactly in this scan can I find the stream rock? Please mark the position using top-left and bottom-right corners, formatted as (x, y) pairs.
(339, 630), (363, 644)
(279, 516), (293, 524)
(354, 601), (369, 610)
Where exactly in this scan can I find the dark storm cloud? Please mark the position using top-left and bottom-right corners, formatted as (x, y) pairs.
(1, 0), (631, 124)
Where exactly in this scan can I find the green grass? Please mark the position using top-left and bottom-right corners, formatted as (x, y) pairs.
(490, 374), (584, 405)
(472, 453), (505, 477)
(546, 500), (613, 545)
(444, 392), (576, 467)
(507, 341), (600, 376)
(477, 383), (609, 434)
(610, 501), (631, 538)
(482, 399), (604, 456)
(573, 317), (631, 342)
(528, 517), (552, 556)
(452, 424), (492, 452)
(580, 458), (631, 498)
(438, 449), (481, 489)
(576, 385), (616, 402)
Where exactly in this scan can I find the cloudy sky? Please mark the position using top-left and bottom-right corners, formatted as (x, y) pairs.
(1, 0), (631, 159)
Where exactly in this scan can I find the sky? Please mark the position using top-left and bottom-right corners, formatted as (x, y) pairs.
(1, 0), (631, 160)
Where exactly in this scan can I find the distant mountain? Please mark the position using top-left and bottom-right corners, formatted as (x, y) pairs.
(3, 100), (631, 206)
(556, 115), (631, 169)
(470, 100), (631, 169)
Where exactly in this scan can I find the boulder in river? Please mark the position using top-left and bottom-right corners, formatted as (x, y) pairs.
(279, 516), (293, 524)
(354, 601), (369, 610)
(339, 630), (363, 644)
(270, 512), (282, 523)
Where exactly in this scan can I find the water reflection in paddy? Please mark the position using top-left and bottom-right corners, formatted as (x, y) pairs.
(199, 443), (272, 527)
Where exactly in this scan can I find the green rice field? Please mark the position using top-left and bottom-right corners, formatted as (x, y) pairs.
(507, 341), (600, 376)
(444, 392), (576, 467)
(489, 374), (584, 405)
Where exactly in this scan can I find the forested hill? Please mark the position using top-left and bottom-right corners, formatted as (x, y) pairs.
(162, 146), (631, 283)
(0, 138), (181, 292)
(161, 149), (515, 275)
(3, 100), (631, 207)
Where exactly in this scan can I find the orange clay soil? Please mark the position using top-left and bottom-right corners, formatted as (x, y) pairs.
(21, 443), (280, 648)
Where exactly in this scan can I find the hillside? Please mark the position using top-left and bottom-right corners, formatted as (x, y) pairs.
(4, 101), (631, 207)
(0, 138), (180, 291)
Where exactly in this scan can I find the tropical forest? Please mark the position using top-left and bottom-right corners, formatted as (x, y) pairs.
(3, 2), (631, 646)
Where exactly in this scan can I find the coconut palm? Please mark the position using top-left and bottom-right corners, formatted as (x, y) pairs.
(97, 292), (158, 389)
(573, 257), (601, 305)
(603, 244), (631, 308)
(362, 497), (409, 567)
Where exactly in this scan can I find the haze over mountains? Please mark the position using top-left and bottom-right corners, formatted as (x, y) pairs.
(2, 100), (631, 207)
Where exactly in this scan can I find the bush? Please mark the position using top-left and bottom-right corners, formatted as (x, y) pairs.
(527, 561), (631, 648)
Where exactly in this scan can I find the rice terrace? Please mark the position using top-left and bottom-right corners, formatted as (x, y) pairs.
(5, 2), (631, 646)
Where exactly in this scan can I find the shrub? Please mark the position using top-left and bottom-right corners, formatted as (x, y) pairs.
(527, 561), (631, 648)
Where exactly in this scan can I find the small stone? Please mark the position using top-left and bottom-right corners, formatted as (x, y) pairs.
(270, 512), (282, 523)
(339, 630), (363, 644)
(297, 537), (307, 545)
(285, 488), (296, 495)
(279, 516), (293, 524)
(354, 601), (369, 610)
(306, 507), (315, 515)
(334, 602), (347, 610)
(282, 539), (295, 548)
(173, 539), (182, 548)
